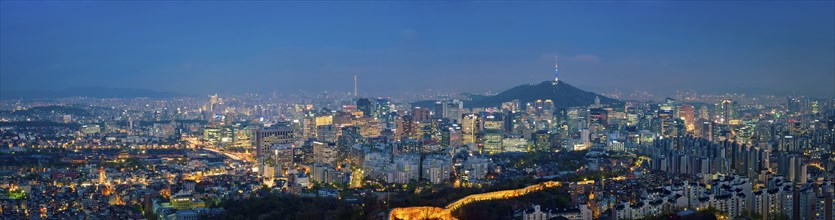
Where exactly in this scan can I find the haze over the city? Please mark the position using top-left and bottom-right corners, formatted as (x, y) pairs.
(1, 1), (833, 96)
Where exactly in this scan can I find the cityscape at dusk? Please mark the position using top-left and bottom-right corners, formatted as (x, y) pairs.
(0, 1), (833, 220)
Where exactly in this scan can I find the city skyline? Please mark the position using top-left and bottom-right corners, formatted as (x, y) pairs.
(2, 1), (834, 96)
(0, 2), (833, 219)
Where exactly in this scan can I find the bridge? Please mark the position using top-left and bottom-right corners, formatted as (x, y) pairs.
(389, 181), (562, 220)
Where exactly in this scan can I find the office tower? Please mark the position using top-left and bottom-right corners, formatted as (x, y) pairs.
(534, 99), (544, 111)
(533, 130), (552, 152)
(810, 100), (820, 114)
(313, 141), (337, 166)
(209, 94), (219, 110)
(412, 107), (430, 122)
(395, 115), (416, 140)
(232, 124), (256, 148)
(429, 100), (462, 120)
(501, 99), (521, 112)
(337, 126), (362, 148)
(461, 114), (479, 145)
(272, 143), (294, 176)
(580, 129), (590, 149)
(699, 105), (710, 120)
(658, 103), (675, 136)
(357, 98), (372, 118)
(448, 100), (464, 121)
(440, 126), (462, 147)
(717, 99), (735, 124)
(208, 94), (224, 116)
(434, 101), (445, 119)
(375, 98), (391, 120)
(255, 123), (296, 171)
(482, 114), (504, 154)
(316, 124), (337, 142)
(679, 104), (695, 132)
(315, 115), (333, 127)
(302, 112), (317, 139)
(589, 107), (608, 127)
(788, 97), (803, 114)
(203, 127), (222, 146)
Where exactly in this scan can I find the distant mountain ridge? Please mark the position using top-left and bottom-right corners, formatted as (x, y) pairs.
(0, 87), (187, 99)
(413, 81), (620, 108)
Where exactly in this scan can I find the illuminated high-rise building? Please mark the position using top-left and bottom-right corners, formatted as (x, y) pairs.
(717, 99), (735, 124)
(202, 126), (220, 146)
(699, 105), (710, 120)
(272, 143), (294, 175)
(375, 98), (391, 121)
(209, 94), (219, 109)
(543, 99), (555, 113)
(208, 94), (223, 115)
(810, 100), (819, 114)
(255, 123), (296, 171)
(589, 107), (608, 127)
(461, 114), (479, 144)
(412, 107), (430, 122)
(395, 115), (416, 140)
(316, 124), (337, 142)
(315, 115), (333, 126)
(337, 126), (362, 148)
(696, 118), (713, 141)
(533, 130), (552, 152)
(787, 97), (804, 114)
(481, 114), (504, 154)
(302, 112), (317, 139)
(313, 141), (337, 166)
(678, 104), (695, 132)
(434, 101), (445, 119)
(501, 99), (521, 112)
(98, 167), (107, 185)
(433, 100), (463, 120)
(658, 103), (675, 136)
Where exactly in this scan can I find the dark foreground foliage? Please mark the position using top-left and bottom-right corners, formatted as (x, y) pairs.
(212, 194), (378, 220)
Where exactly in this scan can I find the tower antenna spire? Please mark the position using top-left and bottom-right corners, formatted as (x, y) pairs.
(554, 55), (559, 82)
(353, 75), (358, 97)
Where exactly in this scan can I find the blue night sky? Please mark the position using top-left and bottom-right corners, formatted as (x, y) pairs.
(1, 1), (833, 96)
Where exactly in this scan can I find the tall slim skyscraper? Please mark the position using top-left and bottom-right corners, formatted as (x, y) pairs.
(353, 75), (358, 97)
(717, 99), (735, 124)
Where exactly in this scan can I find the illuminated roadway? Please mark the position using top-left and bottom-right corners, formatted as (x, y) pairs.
(183, 136), (252, 163)
(202, 146), (247, 162)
